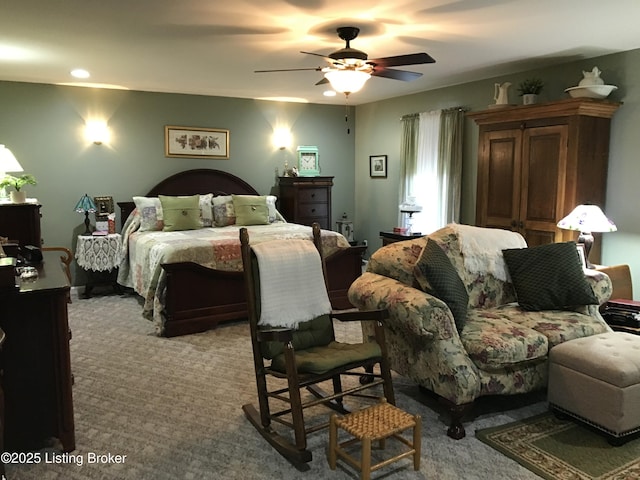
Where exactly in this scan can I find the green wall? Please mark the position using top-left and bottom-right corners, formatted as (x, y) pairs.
(2, 48), (639, 296)
(0, 82), (355, 281)
(355, 48), (640, 298)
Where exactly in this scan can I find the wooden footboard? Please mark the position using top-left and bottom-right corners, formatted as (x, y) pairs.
(161, 244), (366, 337)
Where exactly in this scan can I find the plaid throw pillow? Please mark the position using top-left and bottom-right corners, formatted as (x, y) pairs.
(502, 242), (598, 311)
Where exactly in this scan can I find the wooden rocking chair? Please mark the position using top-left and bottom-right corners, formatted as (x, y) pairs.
(239, 224), (395, 469)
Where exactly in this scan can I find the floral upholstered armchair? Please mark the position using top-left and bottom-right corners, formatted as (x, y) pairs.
(348, 224), (612, 439)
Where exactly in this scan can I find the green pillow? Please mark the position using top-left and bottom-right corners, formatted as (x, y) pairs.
(502, 242), (598, 311)
(159, 195), (201, 232)
(414, 238), (469, 330)
(232, 195), (269, 226)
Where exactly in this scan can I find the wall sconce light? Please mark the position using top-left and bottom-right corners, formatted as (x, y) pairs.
(85, 120), (110, 145)
(272, 127), (292, 150)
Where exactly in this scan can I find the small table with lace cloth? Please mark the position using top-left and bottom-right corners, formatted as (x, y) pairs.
(75, 234), (123, 298)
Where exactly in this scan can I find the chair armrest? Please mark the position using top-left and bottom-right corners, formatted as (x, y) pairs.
(348, 271), (464, 341)
(584, 269), (613, 305)
(257, 328), (294, 343)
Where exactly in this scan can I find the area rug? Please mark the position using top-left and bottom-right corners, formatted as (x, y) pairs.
(476, 412), (640, 479)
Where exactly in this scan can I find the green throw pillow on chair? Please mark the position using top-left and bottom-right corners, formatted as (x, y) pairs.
(414, 238), (469, 331)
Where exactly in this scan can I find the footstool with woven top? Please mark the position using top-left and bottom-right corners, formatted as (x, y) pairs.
(548, 331), (640, 444)
(328, 399), (421, 480)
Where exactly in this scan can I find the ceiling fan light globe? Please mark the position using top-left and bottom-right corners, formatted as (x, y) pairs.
(324, 69), (371, 94)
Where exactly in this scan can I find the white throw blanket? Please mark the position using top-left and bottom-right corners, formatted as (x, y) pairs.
(252, 239), (332, 328)
(452, 223), (527, 281)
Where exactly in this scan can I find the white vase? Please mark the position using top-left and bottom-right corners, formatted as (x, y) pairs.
(10, 190), (27, 203)
(522, 94), (538, 105)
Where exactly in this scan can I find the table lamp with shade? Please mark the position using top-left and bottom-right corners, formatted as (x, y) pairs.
(75, 194), (97, 235)
(399, 197), (423, 235)
(557, 204), (616, 268)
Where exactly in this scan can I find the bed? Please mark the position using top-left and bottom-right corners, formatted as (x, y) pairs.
(116, 169), (365, 337)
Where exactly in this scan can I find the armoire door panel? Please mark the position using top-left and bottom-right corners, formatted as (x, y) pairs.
(478, 129), (522, 229)
(520, 125), (568, 227)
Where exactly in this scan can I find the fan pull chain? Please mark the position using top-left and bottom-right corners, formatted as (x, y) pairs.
(344, 93), (350, 135)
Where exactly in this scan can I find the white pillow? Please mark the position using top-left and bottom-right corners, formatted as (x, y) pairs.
(133, 196), (163, 231)
(266, 195), (278, 223)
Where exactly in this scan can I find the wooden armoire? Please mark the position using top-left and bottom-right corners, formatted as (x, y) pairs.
(468, 98), (620, 260)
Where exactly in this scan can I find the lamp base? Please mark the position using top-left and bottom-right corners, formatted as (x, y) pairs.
(83, 212), (92, 235)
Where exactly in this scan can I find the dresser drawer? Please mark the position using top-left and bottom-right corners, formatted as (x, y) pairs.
(298, 203), (327, 218)
(298, 188), (328, 203)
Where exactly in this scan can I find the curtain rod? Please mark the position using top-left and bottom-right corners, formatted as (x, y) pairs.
(400, 106), (468, 120)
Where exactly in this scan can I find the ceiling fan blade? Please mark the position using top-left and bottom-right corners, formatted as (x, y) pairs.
(254, 67), (321, 73)
(371, 68), (423, 82)
(301, 51), (332, 60)
(315, 77), (329, 86)
(368, 52), (435, 68)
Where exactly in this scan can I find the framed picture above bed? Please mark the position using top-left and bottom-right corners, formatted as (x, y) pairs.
(165, 125), (229, 159)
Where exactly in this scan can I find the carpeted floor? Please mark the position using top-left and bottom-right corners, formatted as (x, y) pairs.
(6, 291), (547, 479)
(477, 412), (640, 480)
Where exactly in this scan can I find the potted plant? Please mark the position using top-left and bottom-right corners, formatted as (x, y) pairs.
(0, 173), (37, 203)
(517, 78), (544, 105)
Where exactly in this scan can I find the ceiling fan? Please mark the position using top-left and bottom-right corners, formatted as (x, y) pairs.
(255, 26), (436, 95)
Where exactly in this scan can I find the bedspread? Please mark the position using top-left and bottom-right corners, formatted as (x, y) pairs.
(117, 216), (350, 332)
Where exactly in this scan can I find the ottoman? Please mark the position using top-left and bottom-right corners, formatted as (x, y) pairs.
(548, 332), (640, 442)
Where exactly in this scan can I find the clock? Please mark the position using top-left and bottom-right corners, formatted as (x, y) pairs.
(297, 146), (320, 176)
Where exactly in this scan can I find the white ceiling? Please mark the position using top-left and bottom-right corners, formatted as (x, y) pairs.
(2, 0), (640, 105)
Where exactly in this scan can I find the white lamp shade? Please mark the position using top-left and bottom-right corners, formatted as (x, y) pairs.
(557, 204), (617, 233)
(0, 145), (23, 173)
(323, 69), (371, 94)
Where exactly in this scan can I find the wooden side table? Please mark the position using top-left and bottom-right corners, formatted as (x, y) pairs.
(75, 234), (123, 298)
(379, 231), (423, 246)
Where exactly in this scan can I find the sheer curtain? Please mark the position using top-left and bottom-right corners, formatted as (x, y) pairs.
(399, 107), (465, 235)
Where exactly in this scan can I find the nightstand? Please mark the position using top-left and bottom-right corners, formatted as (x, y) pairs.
(379, 231), (423, 246)
(75, 234), (123, 298)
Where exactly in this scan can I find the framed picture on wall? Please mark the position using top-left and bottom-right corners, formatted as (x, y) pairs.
(369, 155), (387, 178)
(165, 125), (229, 159)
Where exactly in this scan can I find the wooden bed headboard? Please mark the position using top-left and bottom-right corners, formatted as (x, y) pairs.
(117, 169), (260, 228)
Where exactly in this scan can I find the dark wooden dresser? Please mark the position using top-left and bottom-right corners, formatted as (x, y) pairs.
(278, 176), (333, 229)
(0, 203), (42, 247)
(0, 251), (75, 452)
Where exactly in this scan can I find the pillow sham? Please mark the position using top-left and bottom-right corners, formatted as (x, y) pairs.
(133, 196), (164, 232)
(199, 193), (214, 227)
(502, 241), (598, 311)
(212, 195), (236, 227)
(232, 195), (270, 226)
(414, 238), (469, 330)
(159, 195), (201, 232)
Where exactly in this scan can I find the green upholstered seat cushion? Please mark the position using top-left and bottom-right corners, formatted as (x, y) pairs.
(502, 241), (598, 311)
(414, 238), (469, 330)
(260, 315), (334, 359)
(232, 195), (269, 226)
(159, 195), (201, 231)
(270, 340), (382, 375)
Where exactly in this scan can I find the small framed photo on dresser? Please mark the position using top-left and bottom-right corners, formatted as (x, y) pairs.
(576, 243), (587, 268)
